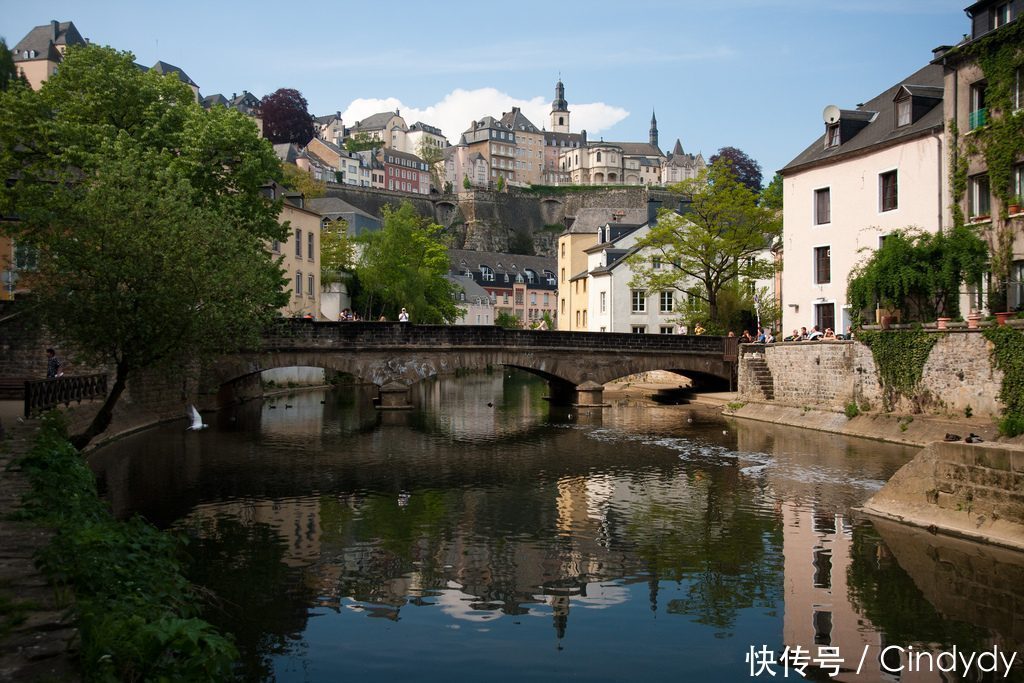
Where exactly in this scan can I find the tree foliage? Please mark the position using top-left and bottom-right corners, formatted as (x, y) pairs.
(761, 173), (783, 211)
(627, 160), (781, 325)
(344, 131), (378, 153)
(280, 161), (325, 198)
(258, 87), (315, 145)
(320, 218), (354, 286)
(354, 202), (459, 323)
(846, 225), (988, 321)
(0, 45), (287, 448)
(708, 146), (763, 192)
(0, 38), (24, 91)
(417, 138), (444, 192)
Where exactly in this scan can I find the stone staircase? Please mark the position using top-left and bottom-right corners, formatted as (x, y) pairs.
(744, 355), (774, 400)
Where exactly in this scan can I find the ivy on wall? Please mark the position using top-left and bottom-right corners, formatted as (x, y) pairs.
(858, 329), (939, 412)
(945, 20), (1024, 309)
(982, 326), (1024, 436)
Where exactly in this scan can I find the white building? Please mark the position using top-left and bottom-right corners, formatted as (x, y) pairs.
(779, 63), (946, 335)
(447, 275), (495, 326)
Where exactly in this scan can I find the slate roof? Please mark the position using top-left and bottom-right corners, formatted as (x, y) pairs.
(500, 107), (541, 134)
(447, 274), (491, 301)
(781, 63), (944, 175)
(583, 224), (644, 253)
(150, 61), (199, 88)
(448, 248), (557, 286)
(409, 121), (443, 136)
(604, 141), (663, 157)
(544, 131), (583, 147)
(306, 197), (376, 221)
(272, 143), (308, 164)
(201, 93), (228, 109)
(12, 21), (85, 62)
(354, 111), (400, 131)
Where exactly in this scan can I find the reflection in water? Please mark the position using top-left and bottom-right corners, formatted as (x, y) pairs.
(89, 371), (1024, 682)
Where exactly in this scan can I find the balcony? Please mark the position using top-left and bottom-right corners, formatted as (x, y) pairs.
(969, 107), (988, 130)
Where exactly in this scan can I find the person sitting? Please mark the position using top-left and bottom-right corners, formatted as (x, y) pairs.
(823, 327), (836, 339)
(763, 329), (776, 344)
(739, 330), (754, 344)
(784, 328), (800, 342)
(807, 325), (823, 340)
(756, 327), (768, 343)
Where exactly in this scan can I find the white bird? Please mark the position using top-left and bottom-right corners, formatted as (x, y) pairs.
(186, 404), (208, 431)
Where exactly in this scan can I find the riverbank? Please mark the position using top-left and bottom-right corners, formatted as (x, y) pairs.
(0, 418), (79, 681)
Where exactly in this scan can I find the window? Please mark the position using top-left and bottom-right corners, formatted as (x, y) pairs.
(480, 265), (494, 281)
(576, 311), (580, 326)
(1014, 164), (1024, 208)
(880, 170), (898, 212)
(993, 2), (1010, 27)
(600, 291), (606, 313)
(543, 293), (549, 305)
(652, 257), (662, 270)
(660, 291), (674, 313)
(1010, 261), (1024, 310)
(561, 298), (566, 314)
(814, 188), (831, 225)
(307, 232), (315, 260)
(896, 97), (912, 127)
(969, 174), (991, 218)
(631, 326), (646, 334)
(295, 229), (302, 257)
(970, 81), (988, 129)
(825, 123), (840, 148)
(815, 302), (835, 333)
(271, 239), (280, 253)
(295, 272), (303, 297)
(813, 611), (832, 647)
(308, 274), (315, 298)
(812, 547), (833, 590)
(631, 290), (647, 313)
(530, 292), (536, 305)
(1015, 67), (1023, 111)
(596, 151), (602, 162)
(814, 247), (831, 284)
(660, 326), (674, 334)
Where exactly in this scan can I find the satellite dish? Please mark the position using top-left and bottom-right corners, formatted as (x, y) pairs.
(823, 105), (841, 124)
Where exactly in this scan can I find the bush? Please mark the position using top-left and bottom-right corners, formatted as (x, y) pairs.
(16, 414), (237, 680)
(844, 402), (861, 419)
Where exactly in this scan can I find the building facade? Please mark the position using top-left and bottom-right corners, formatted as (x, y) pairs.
(779, 63), (946, 336)
(11, 20), (87, 90)
(449, 249), (557, 325)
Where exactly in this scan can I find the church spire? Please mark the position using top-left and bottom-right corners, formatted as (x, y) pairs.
(551, 78), (570, 133)
(649, 109), (659, 149)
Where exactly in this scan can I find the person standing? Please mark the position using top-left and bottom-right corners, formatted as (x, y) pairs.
(46, 348), (63, 379)
(398, 308), (410, 322)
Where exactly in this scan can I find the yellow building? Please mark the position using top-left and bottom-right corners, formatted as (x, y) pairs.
(268, 185), (322, 318)
(10, 20), (87, 90)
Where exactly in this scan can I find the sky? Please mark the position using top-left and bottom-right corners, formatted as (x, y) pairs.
(2, 0), (973, 179)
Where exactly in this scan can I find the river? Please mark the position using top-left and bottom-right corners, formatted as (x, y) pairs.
(89, 370), (1024, 682)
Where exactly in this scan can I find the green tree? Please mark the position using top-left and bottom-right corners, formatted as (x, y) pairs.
(0, 45), (287, 449)
(354, 201), (459, 323)
(280, 161), (325, 199)
(627, 160), (781, 325)
(847, 225), (988, 321)
(463, 175), (471, 190)
(320, 217), (354, 286)
(0, 38), (24, 91)
(417, 138), (444, 193)
(344, 131), (378, 153)
(494, 311), (521, 329)
(761, 173), (783, 211)
(496, 175), (505, 192)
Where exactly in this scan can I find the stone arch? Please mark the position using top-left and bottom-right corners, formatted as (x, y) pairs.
(434, 200), (458, 226)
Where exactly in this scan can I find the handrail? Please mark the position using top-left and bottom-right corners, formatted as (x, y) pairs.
(24, 374), (108, 418)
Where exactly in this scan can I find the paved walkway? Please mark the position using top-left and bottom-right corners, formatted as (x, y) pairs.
(0, 408), (79, 681)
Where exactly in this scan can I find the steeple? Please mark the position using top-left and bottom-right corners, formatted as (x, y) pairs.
(649, 110), (659, 149)
(551, 78), (570, 133)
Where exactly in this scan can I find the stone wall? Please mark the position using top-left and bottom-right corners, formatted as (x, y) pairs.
(738, 331), (1004, 418)
(863, 441), (1024, 551)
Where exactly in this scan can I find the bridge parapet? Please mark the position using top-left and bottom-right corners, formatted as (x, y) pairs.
(260, 320), (727, 354)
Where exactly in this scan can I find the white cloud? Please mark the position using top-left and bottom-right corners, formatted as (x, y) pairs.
(340, 87), (629, 144)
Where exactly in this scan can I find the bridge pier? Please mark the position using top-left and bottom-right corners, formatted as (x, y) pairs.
(573, 381), (608, 408)
(377, 381), (413, 410)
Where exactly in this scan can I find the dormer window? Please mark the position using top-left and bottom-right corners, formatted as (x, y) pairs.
(896, 97), (912, 127)
(480, 265), (494, 281)
(826, 124), (840, 148)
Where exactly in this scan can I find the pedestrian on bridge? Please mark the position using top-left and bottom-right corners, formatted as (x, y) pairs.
(46, 348), (63, 379)
(399, 308), (410, 322)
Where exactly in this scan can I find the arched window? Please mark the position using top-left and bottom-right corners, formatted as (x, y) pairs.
(480, 265), (494, 281)
(596, 151), (602, 162)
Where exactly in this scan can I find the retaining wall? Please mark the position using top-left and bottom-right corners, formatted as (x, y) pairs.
(738, 331), (1004, 418)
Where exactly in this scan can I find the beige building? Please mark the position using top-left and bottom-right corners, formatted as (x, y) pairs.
(269, 186), (322, 319)
(500, 108), (545, 187)
(459, 116), (519, 187)
(347, 110), (408, 151)
(10, 20), (87, 90)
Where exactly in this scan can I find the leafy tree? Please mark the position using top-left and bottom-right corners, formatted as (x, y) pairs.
(258, 87), (315, 145)
(494, 311), (521, 329)
(496, 175), (505, 192)
(847, 225), (988, 322)
(0, 45), (287, 448)
(344, 131), (378, 153)
(320, 218), (354, 286)
(354, 201), (459, 323)
(417, 138), (444, 193)
(280, 161), (325, 198)
(628, 160), (781, 325)
(0, 38), (24, 91)
(761, 173), (783, 211)
(709, 146), (763, 193)
(463, 175), (471, 190)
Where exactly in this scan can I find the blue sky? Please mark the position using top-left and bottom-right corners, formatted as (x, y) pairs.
(3, 0), (971, 179)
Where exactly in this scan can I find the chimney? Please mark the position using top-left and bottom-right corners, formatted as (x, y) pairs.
(581, 129), (587, 145)
(336, 110), (340, 118)
(51, 20), (59, 40)
(647, 198), (662, 226)
(677, 196), (693, 215)
(932, 45), (952, 59)
(232, 92), (236, 100)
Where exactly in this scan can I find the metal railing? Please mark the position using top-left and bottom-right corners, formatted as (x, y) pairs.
(969, 107), (988, 130)
(24, 374), (108, 418)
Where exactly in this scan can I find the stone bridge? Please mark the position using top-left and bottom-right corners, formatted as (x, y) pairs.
(207, 321), (738, 409)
